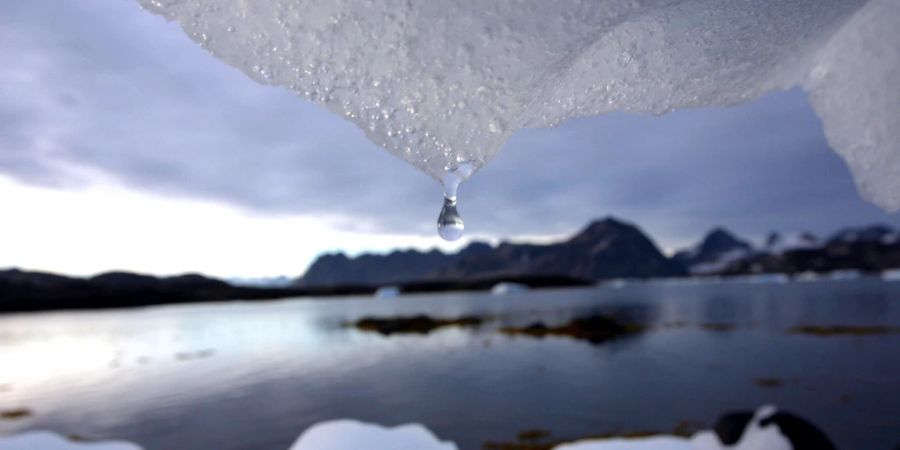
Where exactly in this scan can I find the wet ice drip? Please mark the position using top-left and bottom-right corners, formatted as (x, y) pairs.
(138, 0), (900, 218)
(436, 162), (474, 241)
(437, 196), (463, 241)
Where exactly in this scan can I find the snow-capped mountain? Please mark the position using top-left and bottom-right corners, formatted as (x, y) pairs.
(672, 228), (754, 275)
(718, 225), (900, 276)
(763, 232), (820, 254)
(675, 224), (900, 277)
(827, 224), (900, 245)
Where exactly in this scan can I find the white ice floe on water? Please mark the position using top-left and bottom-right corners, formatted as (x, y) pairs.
(825, 270), (864, 281)
(734, 274), (790, 284)
(0, 431), (142, 450)
(883, 269), (900, 281)
(491, 281), (529, 295)
(138, 0), (900, 210)
(793, 271), (821, 282)
(881, 269), (900, 281)
(287, 419), (458, 450)
(374, 285), (401, 298)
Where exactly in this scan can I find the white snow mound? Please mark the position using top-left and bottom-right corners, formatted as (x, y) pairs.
(138, 0), (899, 207)
(284, 405), (792, 450)
(287, 419), (458, 450)
(0, 405), (798, 450)
(555, 406), (791, 450)
(0, 431), (143, 450)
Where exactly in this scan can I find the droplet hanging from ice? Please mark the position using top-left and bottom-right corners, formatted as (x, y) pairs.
(437, 196), (463, 242)
(435, 162), (475, 241)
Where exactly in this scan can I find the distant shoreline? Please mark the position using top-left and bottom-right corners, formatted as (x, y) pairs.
(3, 266), (898, 314)
(0, 269), (592, 313)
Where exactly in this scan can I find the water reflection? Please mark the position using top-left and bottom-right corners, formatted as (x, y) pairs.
(0, 280), (899, 450)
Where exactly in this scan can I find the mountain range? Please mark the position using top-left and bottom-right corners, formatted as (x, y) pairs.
(302, 218), (686, 287)
(3, 217), (899, 312)
(300, 218), (900, 287)
(0, 269), (372, 313)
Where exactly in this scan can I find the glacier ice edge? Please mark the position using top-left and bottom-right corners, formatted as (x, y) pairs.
(137, 0), (899, 211)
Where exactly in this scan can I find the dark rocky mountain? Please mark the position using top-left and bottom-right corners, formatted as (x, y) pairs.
(300, 217), (686, 287)
(436, 218), (685, 280)
(300, 249), (460, 287)
(672, 228), (753, 274)
(0, 269), (369, 313)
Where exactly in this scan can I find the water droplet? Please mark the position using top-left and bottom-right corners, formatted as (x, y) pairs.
(437, 196), (464, 241)
(436, 160), (477, 241)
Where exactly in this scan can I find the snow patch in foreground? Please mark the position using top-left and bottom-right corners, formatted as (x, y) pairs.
(0, 431), (142, 450)
(288, 419), (458, 450)
(0, 405), (820, 450)
(556, 406), (790, 450)
(284, 405), (792, 450)
(285, 406), (792, 450)
(138, 0), (900, 210)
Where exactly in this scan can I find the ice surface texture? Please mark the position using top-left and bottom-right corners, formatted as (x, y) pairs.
(138, 0), (899, 210)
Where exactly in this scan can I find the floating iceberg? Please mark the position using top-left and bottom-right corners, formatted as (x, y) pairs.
(374, 285), (401, 298)
(825, 269), (863, 281)
(491, 281), (529, 295)
(137, 0), (899, 212)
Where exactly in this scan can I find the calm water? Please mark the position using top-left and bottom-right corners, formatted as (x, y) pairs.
(1, 279), (899, 450)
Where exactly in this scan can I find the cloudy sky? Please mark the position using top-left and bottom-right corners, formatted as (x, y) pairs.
(1, 0), (898, 278)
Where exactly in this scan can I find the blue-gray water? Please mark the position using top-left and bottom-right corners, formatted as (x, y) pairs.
(1, 279), (899, 450)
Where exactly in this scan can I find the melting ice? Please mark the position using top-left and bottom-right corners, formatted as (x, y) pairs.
(138, 0), (900, 239)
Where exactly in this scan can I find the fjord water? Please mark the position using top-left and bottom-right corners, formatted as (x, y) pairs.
(1, 280), (899, 450)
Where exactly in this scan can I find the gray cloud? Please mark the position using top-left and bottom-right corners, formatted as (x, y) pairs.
(1, 0), (898, 252)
